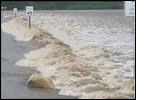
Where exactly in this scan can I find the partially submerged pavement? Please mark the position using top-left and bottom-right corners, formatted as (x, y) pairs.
(1, 12), (77, 99)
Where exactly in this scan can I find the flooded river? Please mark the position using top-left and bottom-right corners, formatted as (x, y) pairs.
(1, 10), (135, 99)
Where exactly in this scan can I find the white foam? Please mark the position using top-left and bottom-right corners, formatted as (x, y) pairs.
(2, 10), (135, 99)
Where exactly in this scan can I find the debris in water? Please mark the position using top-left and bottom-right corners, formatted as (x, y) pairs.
(27, 74), (54, 89)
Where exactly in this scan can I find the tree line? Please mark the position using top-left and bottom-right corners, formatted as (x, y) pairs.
(2, 1), (124, 10)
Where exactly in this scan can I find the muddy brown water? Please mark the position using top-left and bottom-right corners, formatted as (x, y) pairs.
(1, 11), (77, 99)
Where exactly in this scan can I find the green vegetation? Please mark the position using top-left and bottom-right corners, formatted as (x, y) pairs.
(1, 1), (124, 10)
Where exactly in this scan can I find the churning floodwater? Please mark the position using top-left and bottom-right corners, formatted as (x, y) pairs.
(2, 10), (135, 99)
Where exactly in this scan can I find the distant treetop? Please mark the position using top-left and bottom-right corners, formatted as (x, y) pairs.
(1, 1), (124, 10)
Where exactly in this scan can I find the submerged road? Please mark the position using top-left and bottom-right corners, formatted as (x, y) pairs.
(1, 12), (77, 99)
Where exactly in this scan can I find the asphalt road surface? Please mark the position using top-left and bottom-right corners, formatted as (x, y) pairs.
(1, 11), (77, 99)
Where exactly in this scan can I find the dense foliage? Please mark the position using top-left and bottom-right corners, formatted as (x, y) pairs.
(2, 1), (124, 10)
